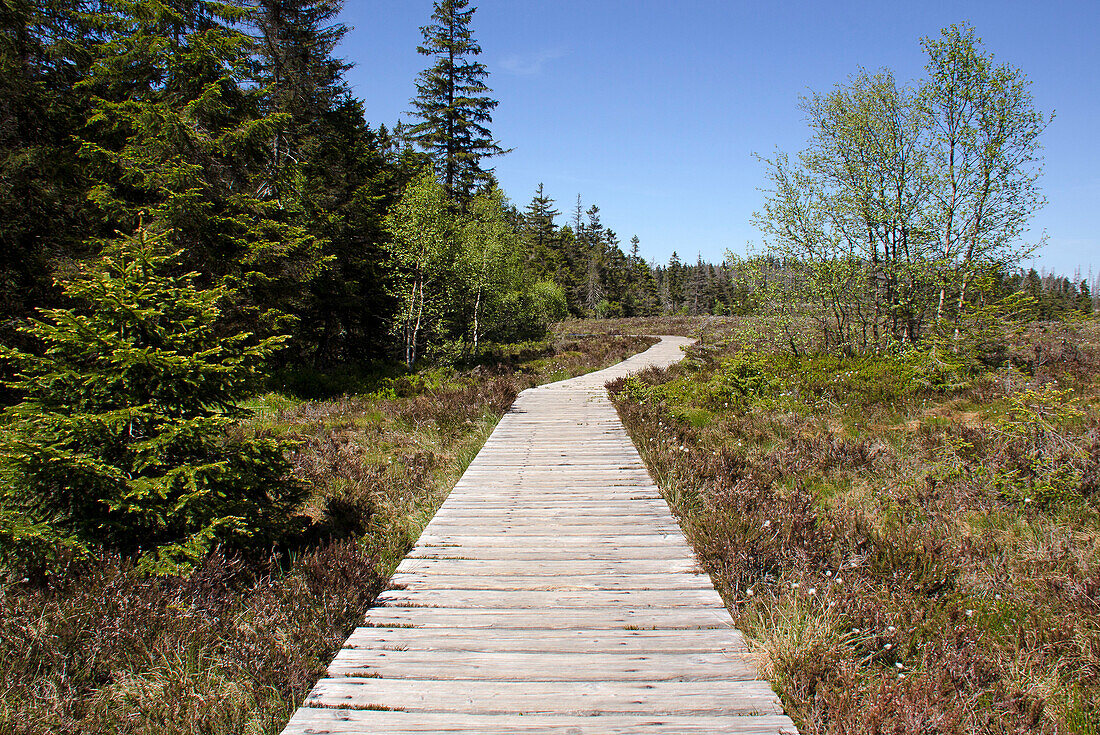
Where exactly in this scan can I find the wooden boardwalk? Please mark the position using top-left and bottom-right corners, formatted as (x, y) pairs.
(281, 336), (798, 735)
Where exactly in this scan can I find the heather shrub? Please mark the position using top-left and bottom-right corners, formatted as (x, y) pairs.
(710, 350), (780, 404)
(610, 315), (1100, 734)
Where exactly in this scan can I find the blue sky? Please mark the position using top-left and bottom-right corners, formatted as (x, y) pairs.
(336, 1), (1099, 279)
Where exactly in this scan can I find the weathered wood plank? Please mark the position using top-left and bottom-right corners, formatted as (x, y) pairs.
(396, 563), (704, 580)
(305, 677), (780, 715)
(372, 588), (726, 609)
(283, 709), (799, 734)
(405, 548), (697, 560)
(415, 534), (693, 546)
(392, 558), (704, 575)
(420, 520), (683, 529)
(326, 649), (761, 681)
(341, 627), (750, 653)
(360, 606), (734, 630)
(386, 572), (714, 591)
(430, 503), (674, 513)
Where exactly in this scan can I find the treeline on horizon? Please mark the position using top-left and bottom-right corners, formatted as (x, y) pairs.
(5, 2), (1094, 378)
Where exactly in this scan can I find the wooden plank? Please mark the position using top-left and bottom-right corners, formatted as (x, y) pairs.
(386, 573), (714, 591)
(326, 649), (761, 681)
(439, 491), (662, 499)
(341, 627), (750, 654)
(422, 515), (681, 526)
(431, 507), (677, 515)
(405, 548), (697, 561)
(392, 558), (704, 575)
(428, 503), (671, 513)
(419, 522), (684, 530)
(372, 588), (726, 609)
(361, 606), (734, 630)
(435, 496), (669, 505)
(305, 677), (780, 715)
(283, 709), (799, 734)
(414, 534), (692, 546)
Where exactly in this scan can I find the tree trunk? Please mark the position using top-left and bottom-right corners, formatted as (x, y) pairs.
(472, 282), (482, 349)
(406, 276), (424, 368)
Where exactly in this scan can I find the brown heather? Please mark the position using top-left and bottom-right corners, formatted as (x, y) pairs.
(608, 317), (1100, 735)
(0, 335), (655, 735)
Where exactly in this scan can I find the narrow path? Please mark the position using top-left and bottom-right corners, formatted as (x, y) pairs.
(281, 336), (798, 735)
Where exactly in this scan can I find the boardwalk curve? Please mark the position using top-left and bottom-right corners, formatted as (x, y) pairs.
(281, 336), (798, 734)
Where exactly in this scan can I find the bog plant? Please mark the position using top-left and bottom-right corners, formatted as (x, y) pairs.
(710, 350), (780, 404)
(608, 316), (1100, 734)
(0, 226), (302, 576)
(993, 384), (1089, 505)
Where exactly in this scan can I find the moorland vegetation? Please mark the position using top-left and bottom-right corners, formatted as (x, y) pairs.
(606, 310), (1099, 734)
(1, 1), (1097, 733)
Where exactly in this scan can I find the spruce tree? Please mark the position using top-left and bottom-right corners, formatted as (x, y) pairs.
(666, 252), (684, 312)
(0, 225), (302, 575)
(523, 183), (560, 277)
(77, 0), (323, 332)
(410, 0), (505, 205)
(581, 205), (604, 315)
(252, 0), (350, 204)
(251, 0), (403, 363)
(523, 183), (558, 247)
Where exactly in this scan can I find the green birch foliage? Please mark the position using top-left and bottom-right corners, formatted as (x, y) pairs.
(384, 170), (457, 366)
(461, 185), (515, 346)
(752, 24), (1048, 353)
(462, 186), (566, 344)
(0, 226), (302, 576)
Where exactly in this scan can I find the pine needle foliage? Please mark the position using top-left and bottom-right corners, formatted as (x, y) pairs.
(410, 0), (505, 205)
(77, 0), (325, 329)
(0, 224), (302, 576)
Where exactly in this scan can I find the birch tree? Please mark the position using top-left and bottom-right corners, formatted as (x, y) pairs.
(921, 23), (1050, 336)
(754, 24), (1048, 353)
(385, 171), (454, 366)
(461, 185), (517, 348)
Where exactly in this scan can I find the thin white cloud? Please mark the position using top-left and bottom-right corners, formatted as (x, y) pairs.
(498, 48), (565, 76)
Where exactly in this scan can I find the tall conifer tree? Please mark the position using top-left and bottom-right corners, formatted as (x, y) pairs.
(253, 0), (349, 203)
(523, 183), (559, 277)
(77, 0), (323, 331)
(252, 0), (403, 363)
(410, 0), (504, 205)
